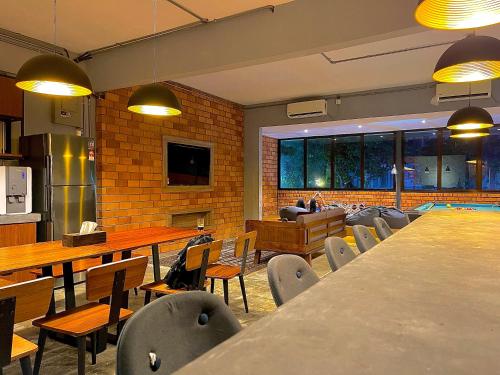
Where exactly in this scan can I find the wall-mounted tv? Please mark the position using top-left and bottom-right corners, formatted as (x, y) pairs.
(165, 139), (212, 187)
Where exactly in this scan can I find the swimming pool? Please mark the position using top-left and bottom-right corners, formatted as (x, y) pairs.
(414, 202), (500, 212)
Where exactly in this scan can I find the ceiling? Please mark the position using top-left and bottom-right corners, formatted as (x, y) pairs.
(0, 0), (293, 53)
(262, 107), (500, 139)
(177, 24), (500, 106)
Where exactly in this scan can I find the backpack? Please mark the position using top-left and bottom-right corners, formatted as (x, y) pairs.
(164, 234), (214, 290)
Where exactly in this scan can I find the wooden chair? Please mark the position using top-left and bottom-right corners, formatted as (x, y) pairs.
(0, 277), (54, 375)
(140, 240), (223, 305)
(206, 231), (257, 313)
(32, 256), (148, 375)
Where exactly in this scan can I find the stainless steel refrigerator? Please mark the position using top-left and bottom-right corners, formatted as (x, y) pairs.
(20, 133), (97, 241)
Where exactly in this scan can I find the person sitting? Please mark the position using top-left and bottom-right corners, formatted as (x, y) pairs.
(296, 199), (306, 209)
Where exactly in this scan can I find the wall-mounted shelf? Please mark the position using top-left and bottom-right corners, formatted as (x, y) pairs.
(0, 153), (22, 160)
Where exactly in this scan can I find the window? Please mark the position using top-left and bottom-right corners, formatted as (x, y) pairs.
(334, 136), (361, 189)
(482, 127), (500, 190)
(279, 139), (304, 189)
(441, 130), (479, 190)
(404, 130), (438, 190)
(307, 138), (331, 189)
(364, 133), (394, 189)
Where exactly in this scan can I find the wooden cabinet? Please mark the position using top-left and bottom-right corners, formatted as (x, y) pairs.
(0, 222), (37, 282)
(0, 75), (23, 119)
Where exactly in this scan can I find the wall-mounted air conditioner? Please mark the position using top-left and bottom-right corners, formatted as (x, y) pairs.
(287, 99), (327, 119)
(435, 81), (491, 104)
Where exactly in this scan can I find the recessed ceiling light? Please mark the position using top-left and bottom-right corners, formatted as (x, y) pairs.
(421, 120), (427, 124)
(358, 125), (363, 129)
(304, 129), (309, 133)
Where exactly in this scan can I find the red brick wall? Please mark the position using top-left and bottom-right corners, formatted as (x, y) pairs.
(262, 136), (278, 217)
(95, 82), (244, 243)
(263, 136), (500, 211)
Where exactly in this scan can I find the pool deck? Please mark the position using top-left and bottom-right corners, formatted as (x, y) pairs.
(176, 210), (500, 375)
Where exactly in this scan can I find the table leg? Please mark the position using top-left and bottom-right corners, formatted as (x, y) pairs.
(95, 253), (114, 353)
(62, 262), (76, 310)
(152, 244), (161, 282)
(120, 250), (132, 309)
(41, 266), (56, 316)
(253, 250), (262, 265)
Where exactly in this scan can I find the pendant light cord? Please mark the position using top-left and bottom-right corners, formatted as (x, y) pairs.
(53, 0), (57, 53)
(153, 0), (158, 83)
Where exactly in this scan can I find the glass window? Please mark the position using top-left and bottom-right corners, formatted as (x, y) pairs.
(306, 138), (331, 189)
(364, 133), (394, 189)
(441, 130), (479, 190)
(482, 127), (500, 190)
(279, 139), (304, 188)
(334, 136), (361, 189)
(404, 130), (438, 190)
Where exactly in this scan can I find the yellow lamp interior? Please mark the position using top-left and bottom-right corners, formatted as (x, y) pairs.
(450, 131), (489, 138)
(447, 122), (493, 130)
(433, 61), (500, 83)
(415, 0), (500, 30)
(16, 80), (92, 96)
(128, 105), (182, 116)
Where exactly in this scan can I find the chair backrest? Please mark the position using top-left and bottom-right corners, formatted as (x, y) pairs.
(86, 256), (148, 301)
(234, 231), (257, 274)
(352, 225), (378, 253)
(116, 291), (241, 375)
(373, 217), (393, 241)
(185, 240), (223, 271)
(267, 254), (320, 307)
(0, 277), (53, 324)
(324, 237), (357, 272)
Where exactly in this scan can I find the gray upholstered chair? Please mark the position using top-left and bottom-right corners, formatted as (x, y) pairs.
(373, 217), (393, 241)
(116, 292), (241, 375)
(352, 225), (378, 253)
(267, 254), (320, 307)
(324, 237), (357, 272)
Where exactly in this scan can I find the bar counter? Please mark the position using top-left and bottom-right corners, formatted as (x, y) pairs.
(176, 211), (500, 375)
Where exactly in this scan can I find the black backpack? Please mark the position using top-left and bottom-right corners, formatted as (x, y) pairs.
(163, 234), (214, 290)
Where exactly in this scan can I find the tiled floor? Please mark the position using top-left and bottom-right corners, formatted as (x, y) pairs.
(4, 251), (334, 375)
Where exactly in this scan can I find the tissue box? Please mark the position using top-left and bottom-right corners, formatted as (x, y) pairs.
(62, 231), (107, 247)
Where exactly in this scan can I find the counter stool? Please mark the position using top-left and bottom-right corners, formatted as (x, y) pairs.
(353, 225), (378, 253)
(373, 217), (394, 241)
(207, 231), (257, 313)
(324, 237), (357, 272)
(0, 277), (54, 375)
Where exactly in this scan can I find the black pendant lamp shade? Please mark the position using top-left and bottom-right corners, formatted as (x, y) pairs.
(16, 54), (92, 96)
(433, 35), (500, 83)
(447, 106), (494, 130)
(127, 83), (182, 116)
(415, 0), (500, 30)
(450, 128), (490, 138)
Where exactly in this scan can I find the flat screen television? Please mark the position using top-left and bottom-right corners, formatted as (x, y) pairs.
(167, 142), (211, 186)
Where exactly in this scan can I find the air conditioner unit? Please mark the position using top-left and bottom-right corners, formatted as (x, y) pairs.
(287, 99), (327, 119)
(435, 81), (491, 104)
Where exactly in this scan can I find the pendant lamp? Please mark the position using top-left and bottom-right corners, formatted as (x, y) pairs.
(128, 0), (181, 117)
(450, 128), (490, 138)
(447, 106), (494, 130)
(415, 0), (500, 30)
(433, 35), (500, 83)
(16, 0), (92, 96)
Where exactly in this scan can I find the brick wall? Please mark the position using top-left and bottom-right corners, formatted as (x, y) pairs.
(263, 136), (500, 212)
(262, 136), (278, 217)
(95, 82), (244, 245)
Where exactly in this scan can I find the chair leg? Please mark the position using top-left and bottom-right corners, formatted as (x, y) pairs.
(91, 332), (97, 365)
(144, 291), (152, 305)
(33, 329), (47, 375)
(77, 336), (86, 375)
(134, 287), (138, 296)
(19, 356), (32, 375)
(210, 278), (215, 293)
(239, 275), (249, 313)
(222, 279), (229, 305)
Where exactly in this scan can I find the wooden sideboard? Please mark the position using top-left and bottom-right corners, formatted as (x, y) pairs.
(0, 222), (37, 282)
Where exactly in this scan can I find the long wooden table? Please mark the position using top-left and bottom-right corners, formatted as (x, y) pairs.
(175, 211), (500, 375)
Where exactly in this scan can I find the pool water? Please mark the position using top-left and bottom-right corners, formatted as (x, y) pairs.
(415, 202), (500, 212)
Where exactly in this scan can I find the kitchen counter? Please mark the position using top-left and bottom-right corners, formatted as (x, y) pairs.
(0, 213), (41, 225)
(176, 210), (500, 375)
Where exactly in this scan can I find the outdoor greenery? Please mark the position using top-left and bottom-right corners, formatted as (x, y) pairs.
(334, 136), (361, 189)
(364, 133), (394, 189)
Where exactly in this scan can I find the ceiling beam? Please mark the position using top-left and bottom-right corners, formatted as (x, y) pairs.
(86, 0), (422, 92)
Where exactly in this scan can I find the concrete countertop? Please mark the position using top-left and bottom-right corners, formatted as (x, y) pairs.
(176, 211), (500, 375)
(0, 213), (41, 225)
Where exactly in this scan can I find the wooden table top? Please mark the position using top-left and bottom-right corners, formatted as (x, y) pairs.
(176, 211), (500, 375)
(0, 226), (206, 274)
